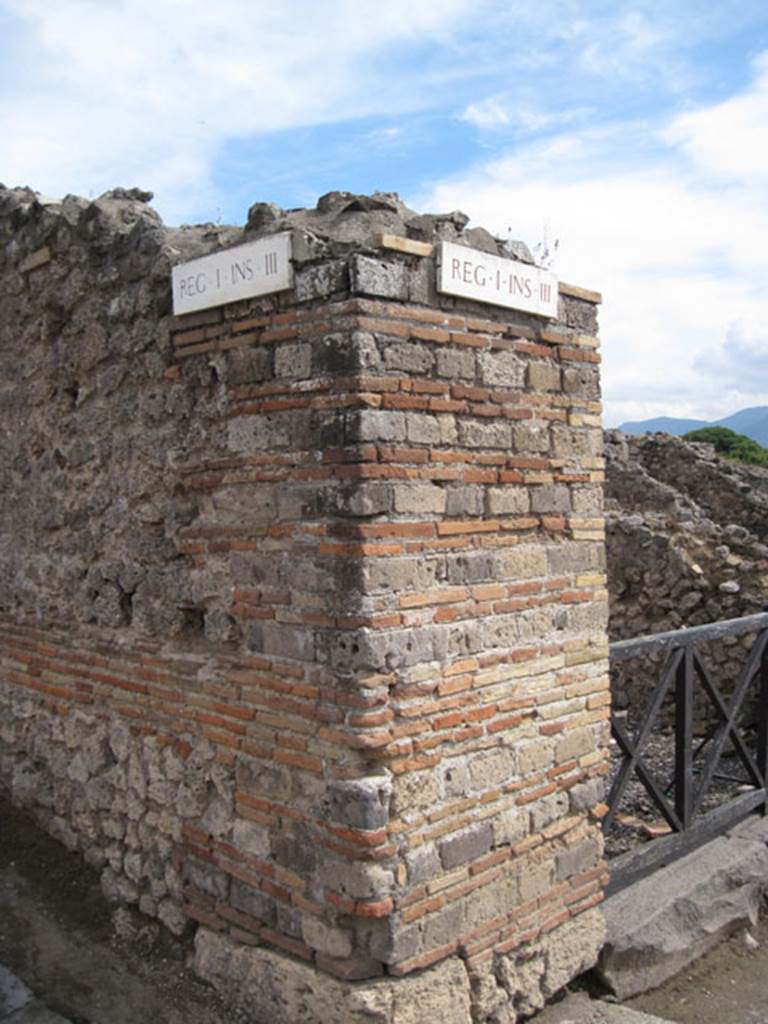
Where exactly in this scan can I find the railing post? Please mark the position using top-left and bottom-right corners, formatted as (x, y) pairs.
(757, 628), (768, 815)
(675, 646), (694, 829)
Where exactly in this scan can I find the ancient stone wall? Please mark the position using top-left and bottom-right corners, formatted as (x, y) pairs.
(0, 186), (608, 1023)
(605, 431), (768, 715)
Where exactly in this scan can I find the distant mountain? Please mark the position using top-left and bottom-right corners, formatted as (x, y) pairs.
(618, 415), (707, 436)
(617, 406), (768, 447)
(718, 407), (768, 446)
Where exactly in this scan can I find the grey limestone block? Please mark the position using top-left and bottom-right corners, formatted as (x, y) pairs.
(351, 255), (410, 301)
(597, 829), (768, 999)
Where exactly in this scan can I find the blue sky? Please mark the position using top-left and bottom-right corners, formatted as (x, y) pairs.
(1, 1), (767, 427)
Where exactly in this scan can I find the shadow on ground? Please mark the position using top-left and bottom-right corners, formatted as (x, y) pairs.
(0, 796), (231, 1024)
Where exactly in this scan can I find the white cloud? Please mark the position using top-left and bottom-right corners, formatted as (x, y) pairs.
(0, 0), (475, 221)
(419, 51), (768, 427)
(577, 10), (666, 79)
(461, 96), (511, 129)
(460, 94), (593, 135)
(666, 52), (768, 182)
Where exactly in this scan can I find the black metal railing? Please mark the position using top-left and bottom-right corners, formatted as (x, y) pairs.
(604, 611), (768, 893)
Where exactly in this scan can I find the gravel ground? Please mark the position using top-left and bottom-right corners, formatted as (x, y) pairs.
(603, 726), (757, 860)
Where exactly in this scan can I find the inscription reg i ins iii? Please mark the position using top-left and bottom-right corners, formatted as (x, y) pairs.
(212, 248), (279, 288)
(436, 240), (558, 318)
(172, 232), (293, 315)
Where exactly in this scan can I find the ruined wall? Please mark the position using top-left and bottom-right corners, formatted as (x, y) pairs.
(0, 186), (608, 1023)
(605, 431), (768, 714)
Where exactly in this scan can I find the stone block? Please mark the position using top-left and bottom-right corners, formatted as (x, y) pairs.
(530, 791), (569, 832)
(552, 425), (603, 458)
(158, 899), (187, 936)
(555, 834), (602, 881)
(407, 261), (433, 305)
(572, 485), (604, 514)
(512, 422), (551, 455)
(313, 330), (381, 375)
(528, 362), (561, 391)
(540, 908), (606, 999)
(363, 920), (420, 964)
(517, 855), (554, 903)
(294, 259), (348, 302)
(565, 599), (609, 633)
(568, 777), (605, 813)
(436, 348), (476, 379)
(275, 342), (311, 379)
(405, 844), (442, 885)
(497, 545), (547, 580)
(445, 485), (484, 517)
(422, 900), (464, 949)
(235, 756), (292, 801)
(233, 820), (270, 858)
(186, 860), (230, 902)
(328, 776), (392, 830)
(301, 916), (354, 959)
(439, 822), (493, 869)
(467, 747), (517, 791)
(548, 541), (601, 575)
(478, 350), (525, 387)
(319, 861), (396, 901)
(230, 879), (276, 926)
(351, 255), (409, 300)
(440, 758), (470, 799)
(259, 622), (316, 662)
(446, 551), (497, 585)
(384, 342), (434, 374)
(277, 904), (303, 938)
(405, 412), (442, 446)
(393, 483), (446, 515)
(438, 413), (458, 445)
(556, 727), (595, 763)
(517, 739), (555, 775)
(391, 769), (441, 819)
(493, 806), (528, 847)
(195, 930), (473, 1024)
(315, 955), (384, 980)
(530, 484), (571, 514)
(486, 486), (531, 515)
(361, 555), (443, 594)
(333, 481), (393, 517)
(598, 832), (768, 999)
(458, 419), (511, 449)
(272, 832), (317, 874)
(349, 409), (406, 443)
(318, 624), (447, 674)
(464, 871), (519, 930)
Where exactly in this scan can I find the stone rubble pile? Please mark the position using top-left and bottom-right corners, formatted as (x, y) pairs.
(605, 430), (768, 709)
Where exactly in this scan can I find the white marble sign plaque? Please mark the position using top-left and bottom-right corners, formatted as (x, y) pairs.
(436, 241), (558, 318)
(172, 232), (293, 315)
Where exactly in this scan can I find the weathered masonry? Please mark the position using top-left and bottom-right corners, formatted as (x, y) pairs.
(0, 187), (609, 1023)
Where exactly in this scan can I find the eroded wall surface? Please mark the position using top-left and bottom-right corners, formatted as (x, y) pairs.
(605, 431), (768, 716)
(0, 186), (609, 1023)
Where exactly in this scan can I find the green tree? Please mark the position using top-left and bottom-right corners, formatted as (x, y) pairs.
(683, 426), (768, 465)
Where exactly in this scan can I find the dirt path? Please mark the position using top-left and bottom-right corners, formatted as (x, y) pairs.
(625, 915), (768, 1024)
(0, 797), (234, 1024)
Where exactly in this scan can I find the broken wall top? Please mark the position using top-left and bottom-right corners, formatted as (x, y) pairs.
(0, 184), (537, 271)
